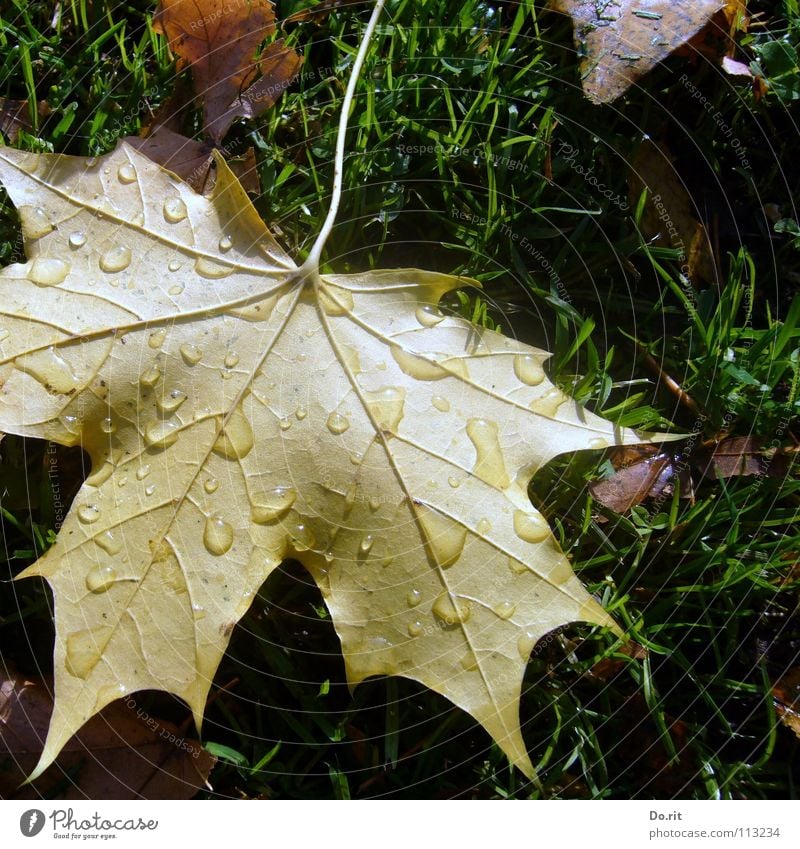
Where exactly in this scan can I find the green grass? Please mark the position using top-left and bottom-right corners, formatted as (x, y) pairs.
(0, 0), (799, 798)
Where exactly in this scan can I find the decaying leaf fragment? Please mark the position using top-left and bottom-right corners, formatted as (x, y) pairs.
(551, 0), (725, 104)
(0, 142), (674, 781)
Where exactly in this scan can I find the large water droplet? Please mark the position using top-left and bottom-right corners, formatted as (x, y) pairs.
(204, 515), (234, 555)
(86, 565), (117, 593)
(415, 304), (444, 327)
(251, 486), (297, 523)
(117, 162), (137, 184)
(19, 205), (53, 239)
(493, 601), (516, 620)
(99, 245), (131, 273)
(157, 388), (187, 414)
(417, 505), (466, 569)
(180, 343), (203, 365)
(365, 386), (406, 433)
(148, 328), (167, 349)
(194, 257), (233, 279)
(318, 282), (354, 315)
(29, 257), (69, 286)
(513, 509), (549, 543)
(144, 419), (180, 448)
(513, 353), (545, 386)
(432, 592), (471, 625)
(326, 412), (350, 434)
(530, 387), (567, 417)
(290, 522), (316, 552)
(163, 196), (188, 223)
(390, 345), (449, 380)
(15, 347), (79, 395)
(65, 626), (112, 679)
(96, 530), (122, 555)
(213, 408), (254, 459)
(139, 364), (161, 388)
(77, 504), (101, 524)
(466, 418), (509, 489)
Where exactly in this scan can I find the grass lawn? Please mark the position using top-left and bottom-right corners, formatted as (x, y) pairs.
(0, 0), (799, 798)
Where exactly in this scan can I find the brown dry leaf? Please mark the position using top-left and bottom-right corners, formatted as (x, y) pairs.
(693, 436), (793, 481)
(154, 0), (302, 143)
(589, 444), (683, 514)
(123, 127), (216, 193)
(0, 669), (215, 799)
(628, 139), (716, 285)
(773, 667), (800, 739)
(590, 640), (647, 680)
(0, 141), (679, 781)
(0, 99), (51, 143)
(550, 0), (725, 104)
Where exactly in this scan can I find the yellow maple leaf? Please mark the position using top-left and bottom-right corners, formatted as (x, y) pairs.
(0, 2), (676, 782)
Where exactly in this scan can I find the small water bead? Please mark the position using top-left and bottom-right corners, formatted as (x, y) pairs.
(406, 589), (423, 608)
(513, 509), (550, 544)
(180, 343), (203, 365)
(168, 259), (182, 272)
(77, 504), (101, 524)
(144, 484), (156, 496)
(508, 557), (528, 575)
(117, 163), (137, 184)
(530, 387), (567, 417)
(517, 628), (538, 660)
(460, 654), (479, 672)
(391, 345), (449, 381)
(96, 530), (122, 555)
(168, 283), (185, 296)
(144, 419), (181, 448)
(448, 476), (461, 488)
(29, 257), (69, 286)
(192, 603), (206, 620)
(513, 353), (545, 386)
(290, 522), (316, 552)
(251, 486), (296, 523)
(68, 231), (87, 249)
(364, 386), (406, 432)
(415, 304), (445, 327)
(432, 395), (450, 412)
(295, 406), (307, 421)
(163, 196), (188, 223)
(549, 560), (573, 585)
(368, 496), (380, 512)
(359, 535), (375, 555)
(99, 245), (132, 273)
(432, 592), (471, 625)
(476, 518), (492, 535)
(224, 351), (240, 368)
(588, 436), (609, 449)
(407, 620), (424, 638)
(148, 328), (167, 349)
(100, 417), (115, 434)
(279, 417), (292, 431)
(218, 235), (233, 252)
(326, 412), (350, 435)
(157, 389), (187, 414)
(204, 478), (219, 494)
(493, 601), (516, 620)
(139, 364), (161, 388)
(86, 565), (117, 593)
(136, 464), (151, 481)
(204, 515), (234, 555)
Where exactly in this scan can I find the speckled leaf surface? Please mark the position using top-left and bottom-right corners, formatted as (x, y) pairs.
(552, 0), (725, 104)
(0, 143), (662, 779)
